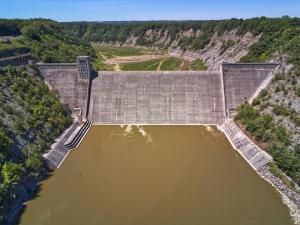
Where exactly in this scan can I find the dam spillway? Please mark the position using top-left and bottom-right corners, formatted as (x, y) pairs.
(90, 71), (225, 125)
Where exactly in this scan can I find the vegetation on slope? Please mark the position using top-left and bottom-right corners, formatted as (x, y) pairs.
(0, 66), (72, 221)
(92, 45), (146, 58)
(0, 19), (84, 222)
(118, 57), (191, 71)
(120, 59), (162, 71)
(61, 17), (300, 52)
(235, 67), (300, 186)
(0, 39), (29, 58)
(0, 19), (95, 63)
(235, 104), (299, 185)
(240, 17), (300, 64)
(190, 59), (208, 71)
(234, 17), (300, 187)
(160, 57), (182, 71)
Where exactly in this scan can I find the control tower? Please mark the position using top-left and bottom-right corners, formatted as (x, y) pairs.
(77, 56), (92, 79)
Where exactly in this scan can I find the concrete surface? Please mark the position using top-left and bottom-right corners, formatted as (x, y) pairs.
(38, 61), (278, 125)
(38, 64), (89, 118)
(222, 63), (279, 116)
(219, 118), (273, 170)
(90, 71), (226, 125)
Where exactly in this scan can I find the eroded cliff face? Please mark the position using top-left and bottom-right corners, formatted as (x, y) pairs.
(114, 28), (262, 70)
(180, 30), (261, 70)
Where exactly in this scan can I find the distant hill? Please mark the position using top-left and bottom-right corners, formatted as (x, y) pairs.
(0, 19), (94, 63)
(61, 17), (300, 69)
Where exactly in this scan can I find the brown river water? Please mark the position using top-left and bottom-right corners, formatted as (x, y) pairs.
(19, 126), (294, 225)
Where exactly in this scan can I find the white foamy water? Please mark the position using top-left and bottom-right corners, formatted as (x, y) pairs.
(137, 125), (153, 143)
(125, 125), (133, 134)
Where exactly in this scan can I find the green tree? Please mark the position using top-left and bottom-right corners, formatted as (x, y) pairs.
(1, 162), (24, 186)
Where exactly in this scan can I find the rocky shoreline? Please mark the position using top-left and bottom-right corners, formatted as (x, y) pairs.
(258, 165), (300, 225)
(219, 119), (300, 225)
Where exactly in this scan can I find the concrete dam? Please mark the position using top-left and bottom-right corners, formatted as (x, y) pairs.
(39, 57), (278, 125)
(38, 57), (279, 169)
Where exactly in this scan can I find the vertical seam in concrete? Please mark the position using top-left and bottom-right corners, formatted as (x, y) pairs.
(220, 63), (227, 118)
(90, 94), (94, 123)
(85, 73), (93, 119)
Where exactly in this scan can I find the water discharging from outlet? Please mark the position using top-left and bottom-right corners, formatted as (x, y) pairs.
(19, 126), (294, 225)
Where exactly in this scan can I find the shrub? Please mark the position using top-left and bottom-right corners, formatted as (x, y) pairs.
(291, 79), (297, 85)
(252, 97), (261, 106)
(275, 85), (281, 93)
(273, 73), (285, 81)
(291, 115), (300, 127)
(1, 162), (24, 186)
(272, 104), (291, 116)
(259, 89), (268, 98)
(2, 104), (14, 114)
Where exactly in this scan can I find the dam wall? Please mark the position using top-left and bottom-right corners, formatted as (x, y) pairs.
(88, 63), (278, 125)
(37, 59), (279, 125)
(222, 63), (279, 116)
(37, 58), (278, 125)
(38, 56), (92, 118)
(90, 71), (226, 125)
(38, 63), (89, 117)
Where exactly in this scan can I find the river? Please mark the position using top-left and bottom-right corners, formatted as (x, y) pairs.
(19, 126), (294, 225)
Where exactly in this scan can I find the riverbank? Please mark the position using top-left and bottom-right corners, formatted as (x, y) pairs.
(218, 119), (300, 225)
(259, 165), (300, 224)
(2, 119), (81, 225)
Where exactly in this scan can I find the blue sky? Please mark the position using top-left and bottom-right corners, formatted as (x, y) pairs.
(0, 0), (299, 21)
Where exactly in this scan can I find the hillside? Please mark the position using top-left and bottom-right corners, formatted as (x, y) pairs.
(62, 17), (300, 69)
(0, 66), (72, 222)
(0, 19), (95, 63)
(0, 19), (97, 222)
(91, 44), (207, 71)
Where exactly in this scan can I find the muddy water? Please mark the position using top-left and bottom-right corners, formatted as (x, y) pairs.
(19, 126), (294, 225)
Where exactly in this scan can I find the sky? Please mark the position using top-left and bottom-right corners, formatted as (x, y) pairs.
(0, 0), (299, 22)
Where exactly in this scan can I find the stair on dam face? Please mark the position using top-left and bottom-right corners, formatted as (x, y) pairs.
(220, 118), (273, 170)
(44, 121), (81, 170)
(64, 118), (92, 150)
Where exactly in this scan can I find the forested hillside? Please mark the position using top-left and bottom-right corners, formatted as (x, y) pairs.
(0, 19), (95, 63)
(60, 17), (300, 69)
(0, 66), (72, 222)
(2, 17), (299, 66)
